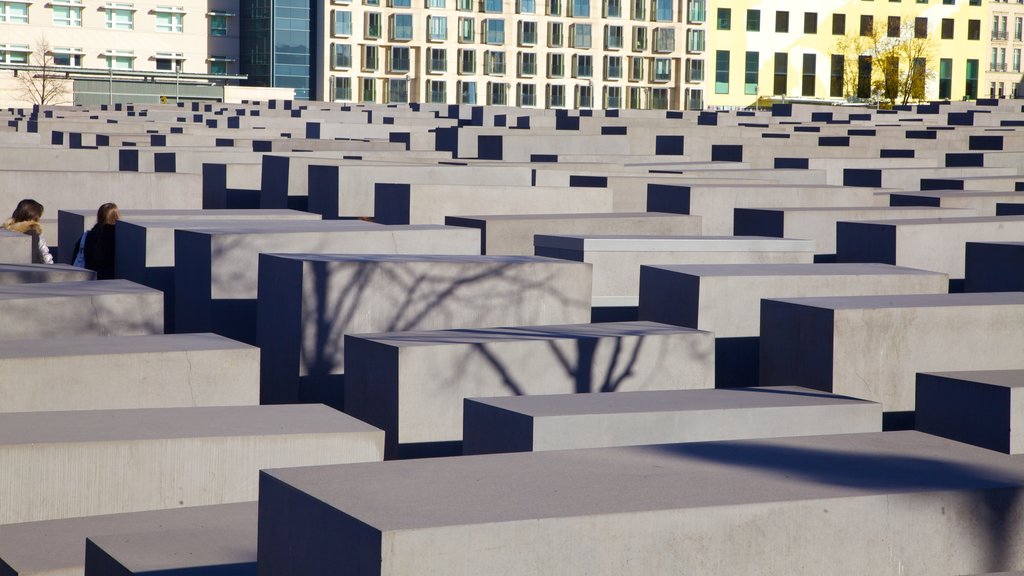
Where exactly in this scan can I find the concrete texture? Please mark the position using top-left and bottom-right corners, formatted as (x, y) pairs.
(965, 242), (1024, 293)
(174, 223), (479, 343)
(445, 212), (702, 255)
(0, 502), (256, 576)
(258, 431), (1024, 575)
(536, 235), (816, 307)
(463, 386), (881, 454)
(916, 370), (1024, 454)
(0, 231), (35, 265)
(0, 333), (259, 412)
(258, 254), (593, 407)
(760, 292), (1024, 413)
(0, 404), (383, 525)
(0, 263), (95, 285)
(0, 280), (163, 340)
(344, 321), (713, 458)
(85, 525), (255, 576)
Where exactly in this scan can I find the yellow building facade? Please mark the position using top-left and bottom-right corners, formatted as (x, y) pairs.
(702, 0), (988, 109)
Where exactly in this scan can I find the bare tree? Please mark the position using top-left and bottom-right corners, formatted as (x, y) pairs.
(833, 17), (935, 105)
(16, 38), (70, 106)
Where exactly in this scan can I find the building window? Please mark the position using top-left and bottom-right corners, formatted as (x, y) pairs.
(0, 1), (29, 23)
(155, 7), (183, 33)
(548, 52), (564, 76)
(518, 51), (536, 75)
(1016, 17), (1022, 41)
(802, 53), (815, 96)
(333, 43), (352, 67)
(52, 1), (83, 27)
(651, 88), (668, 109)
(605, 54), (622, 78)
(886, 16), (899, 38)
(746, 9), (759, 31)
(428, 47), (446, 71)
(653, 57), (671, 82)
(605, 86), (621, 108)
(391, 14), (413, 40)
(859, 15), (872, 36)
(488, 82), (507, 105)
(387, 78), (408, 103)
(365, 12), (381, 39)
(965, 59), (978, 99)
(938, 58), (952, 99)
(428, 15), (447, 40)
(457, 0), (472, 9)
(744, 51), (758, 94)
(518, 20), (537, 44)
(334, 10), (352, 35)
(967, 19), (980, 40)
(427, 80), (446, 103)
(389, 46), (410, 72)
(716, 7), (730, 30)
(687, 28), (704, 52)
(653, 27), (674, 52)
(715, 50), (729, 93)
(775, 11), (788, 33)
(804, 12), (816, 34)
(549, 21), (563, 46)
(547, 0), (560, 16)
(630, 55), (644, 80)
(105, 50), (134, 69)
(484, 0), (501, 11)
(0, 45), (30, 63)
(208, 14), (228, 36)
(485, 19), (505, 44)
(363, 45), (378, 70)
(603, 0), (620, 18)
(1015, 48), (1021, 72)
(458, 48), (475, 74)
(209, 59), (227, 75)
(654, 0), (670, 21)
(606, 24), (624, 49)
(570, 0), (589, 17)
(574, 53), (592, 77)
(633, 26), (647, 50)
(575, 84), (592, 108)
(832, 13), (845, 35)
(857, 55), (871, 98)
(518, 0), (535, 12)
(459, 80), (477, 104)
(830, 54), (843, 97)
(458, 17), (474, 42)
(914, 17), (926, 39)
(941, 18), (953, 39)
(547, 84), (565, 107)
(571, 24), (592, 48)
(335, 77), (352, 100)
(630, 0), (643, 21)
(361, 77), (376, 102)
(390, 0), (411, 8)
(105, 4), (134, 29)
(52, 48), (83, 67)
(428, 0), (445, 8)
(518, 82), (536, 106)
(774, 52), (787, 95)
(685, 57), (703, 82)
(484, 50), (505, 74)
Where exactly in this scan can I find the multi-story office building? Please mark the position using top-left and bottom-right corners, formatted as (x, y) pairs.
(242, 0), (317, 99)
(987, 0), (1024, 98)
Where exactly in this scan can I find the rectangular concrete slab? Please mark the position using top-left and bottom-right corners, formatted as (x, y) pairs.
(0, 502), (255, 576)
(0, 263), (95, 285)
(345, 321), (713, 458)
(85, 525), (255, 576)
(463, 386), (881, 454)
(760, 292), (1024, 413)
(445, 212), (702, 255)
(0, 333), (259, 412)
(257, 431), (1024, 576)
(0, 230), (32, 264)
(258, 254), (593, 407)
(0, 280), (163, 340)
(536, 235), (816, 307)
(0, 405), (383, 525)
(916, 370), (1024, 454)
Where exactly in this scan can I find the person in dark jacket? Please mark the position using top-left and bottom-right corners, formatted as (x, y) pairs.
(83, 202), (120, 279)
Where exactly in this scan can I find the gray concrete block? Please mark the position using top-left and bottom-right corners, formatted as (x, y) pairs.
(536, 235), (816, 307)
(174, 223), (479, 343)
(463, 386), (881, 454)
(0, 230), (33, 264)
(0, 404), (382, 525)
(345, 321), (713, 458)
(446, 212), (701, 255)
(257, 431), (1024, 575)
(965, 242), (1024, 293)
(258, 254), (592, 407)
(0, 502), (255, 576)
(760, 292), (1024, 413)
(0, 280), (163, 340)
(916, 370), (1024, 454)
(0, 263), (95, 285)
(85, 525), (255, 576)
(0, 333), (258, 413)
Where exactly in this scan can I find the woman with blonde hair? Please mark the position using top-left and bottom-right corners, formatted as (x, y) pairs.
(2, 199), (53, 264)
(83, 202), (120, 279)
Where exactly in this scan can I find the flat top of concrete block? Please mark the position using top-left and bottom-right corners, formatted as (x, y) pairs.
(643, 263), (944, 278)
(0, 263), (93, 274)
(769, 291), (1024, 311)
(122, 218), (342, 230)
(920, 370), (1024, 389)
(534, 235), (816, 252)
(890, 191), (1024, 199)
(0, 332), (252, 359)
(737, 206), (972, 214)
(267, 253), (583, 265)
(264, 431), (1024, 531)
(182, 223), (456, 236)
(351, 321), (706, 347)
(0, 503), (256, 576)
(0, 279), (160, 300)
(844, 215), (1024, 227)
(466, 386), (878, 417)
(62, 209), (318, 218)
(968, 241), (1024, 248)
(88, 525), (255, 572)
(0, 404), (380, 445)
(447, 212), (698, 223)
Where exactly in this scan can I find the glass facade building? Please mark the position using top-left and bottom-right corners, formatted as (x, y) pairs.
(242, 0), (315, 99)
